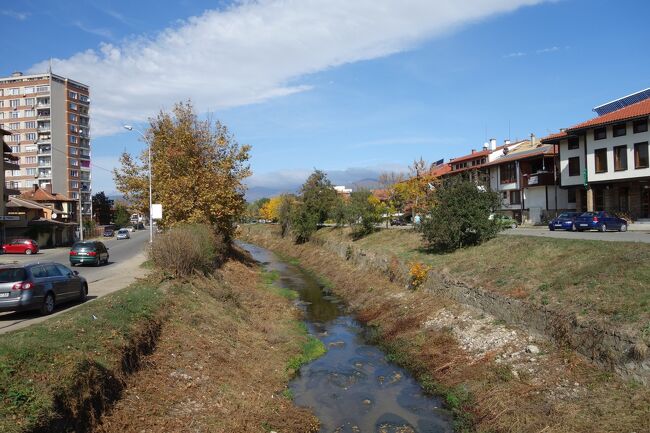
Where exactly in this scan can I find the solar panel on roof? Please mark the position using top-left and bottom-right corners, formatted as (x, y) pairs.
(593, 88), (650, 116)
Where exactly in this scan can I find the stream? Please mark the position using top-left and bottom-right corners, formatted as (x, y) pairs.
(241, 242), (453, 433)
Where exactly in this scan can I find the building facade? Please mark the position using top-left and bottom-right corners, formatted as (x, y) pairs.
(543, 91), (650, 219)
(0, 72), (91, 216)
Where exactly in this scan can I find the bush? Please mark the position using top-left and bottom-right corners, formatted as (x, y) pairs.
(149, 224), (226, 276)
(421, 179), (500, 252)
(346, 190), (382, 239)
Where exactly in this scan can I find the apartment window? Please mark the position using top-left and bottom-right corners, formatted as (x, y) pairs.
(9, 112), (19, 119)
(69, 124), (77, 132)
(23, 110), (35, 117)
(9, 135), (19, 142)
(9, 99), (19, 108)
(25, 168), (36, 176)
(567, 188), (576, 204)
(24, 121), (36, 129)
(25, 132), (37, 141)
(614, 145), (627, 171)
(24, 156), (36, 164)
(510, 190), (521, 205)
(594, 148), (608, 173)
(24, 97), (35, 106)
(594, 127), (607, 140)
(634, 119), (649, 134)
(69, 136), (78, 144)
(71, 181), (79, 189)
(23, 87), (35, 94)
(24, 145), (37, 152)
(500, 162), (517, 184)
(69, 102), (78, 110)
(9, 88), (19, 96)
(568, 156), (581, 176)
(10, 146), (19, 153)
(36, 85), (49, 93)
(568, 137), (579, 150)
(79, 95), (89, 103)
(68, 91), (78, 99)
(9, 122), (19, 130)
(71, 159), (79, 166)
(613, 123), (627, 137)
(69, 113), (78, 122)
(635, 142), (649, 169)
(0, 112), (3, 119)
(70, 170), (79, 178)
(71, 192), (79, 199)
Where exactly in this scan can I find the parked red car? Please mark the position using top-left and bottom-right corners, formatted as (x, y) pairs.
(2, 239), (39, 255)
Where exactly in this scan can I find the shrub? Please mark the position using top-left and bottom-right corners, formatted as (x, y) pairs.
(149, 224), (226, 276)
(408, 262), (430, 290)
(346, 190), (382, 239)
(420, 179), (500, 252)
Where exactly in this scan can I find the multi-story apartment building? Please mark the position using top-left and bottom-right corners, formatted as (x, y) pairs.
(1, 127), (20, 243)
(542, 89), (650, 219)
(0, 72), (91, 215)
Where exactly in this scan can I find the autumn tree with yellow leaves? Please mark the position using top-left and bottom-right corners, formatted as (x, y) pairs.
(114, 101), (251, 241)
(259, 196), (282, 222)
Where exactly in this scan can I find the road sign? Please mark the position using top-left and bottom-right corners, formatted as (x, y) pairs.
(151, 204), (163, 220)
(583, 168), (588, 189)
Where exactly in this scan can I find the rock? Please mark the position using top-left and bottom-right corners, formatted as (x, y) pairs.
(526, 345), (540, 354)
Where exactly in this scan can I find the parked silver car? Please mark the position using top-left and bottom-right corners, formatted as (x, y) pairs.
(116, 228), (130, 240)
(0, 262), (88, 315)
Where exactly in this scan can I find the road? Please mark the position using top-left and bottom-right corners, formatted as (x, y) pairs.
(0, 230), (150, 334)
(501, 227), (650, 243)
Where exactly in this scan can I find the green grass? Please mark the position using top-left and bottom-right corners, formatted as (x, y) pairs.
(0, 281), (165, 433)
(305, 227), (650, 337)
(287, 333), (326, 372)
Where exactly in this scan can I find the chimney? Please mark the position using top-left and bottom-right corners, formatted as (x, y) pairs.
(11, 71), (23, 77)
(504, 139), (511, 146)
(33, 184), (38, 192)
(489, 138), (497, 151)
(471, 149), (476, 154)
(530, 133), (537, 147)
(45, 183), (53, 194)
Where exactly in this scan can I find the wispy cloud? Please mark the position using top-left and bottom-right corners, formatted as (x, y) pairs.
(0, 10), (29, 20)
(32, 0), (549, 137)
(536, 46), (560, 54)
(72, 21), (114, 40)
(503, 51), (526, 58)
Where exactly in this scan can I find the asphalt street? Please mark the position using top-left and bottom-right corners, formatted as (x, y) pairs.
(501, 227), (650, 243)
(0, 229), (150, 334)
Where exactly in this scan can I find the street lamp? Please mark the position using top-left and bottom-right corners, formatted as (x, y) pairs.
(123, 125), (153, 243)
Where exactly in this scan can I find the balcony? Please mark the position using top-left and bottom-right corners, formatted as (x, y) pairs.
(522, 172), (556, 188)
(37, 124), (51, 133)
(37, 109), (50, 118)
(38, 146), (51, 154)
(38, 170), (52, 179)
(36, 98), (50, 108)
(38, 158), (51, 167)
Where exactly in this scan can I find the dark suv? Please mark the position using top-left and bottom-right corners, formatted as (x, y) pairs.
(0, 262), (88, 315)
(69, 241), (110, 267)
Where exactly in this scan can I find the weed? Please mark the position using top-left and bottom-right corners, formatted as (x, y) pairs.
(408, 262), (430, 290)
(287, 335), (326, 372)
(281, 388), (294, 400)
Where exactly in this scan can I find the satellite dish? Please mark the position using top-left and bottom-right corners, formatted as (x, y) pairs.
(51, 213), (57, 219)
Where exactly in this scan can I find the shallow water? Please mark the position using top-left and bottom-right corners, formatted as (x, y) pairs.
(240, 242), (453, 433)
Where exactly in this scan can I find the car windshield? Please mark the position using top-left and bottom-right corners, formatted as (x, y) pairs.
(558, 213), (573, 218)
(580, 212), (596, 217)
(118, 229), (128, 234)
(0, 268), (26, 283)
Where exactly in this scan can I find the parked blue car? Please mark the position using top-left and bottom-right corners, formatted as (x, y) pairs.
(574, 211), (628, 232)
(548, 212), (581, 231)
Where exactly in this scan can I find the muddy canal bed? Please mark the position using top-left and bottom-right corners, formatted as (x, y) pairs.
(241, 242), (453, 433)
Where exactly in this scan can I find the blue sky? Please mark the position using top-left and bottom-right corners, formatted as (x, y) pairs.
(2, 0), (649, 198)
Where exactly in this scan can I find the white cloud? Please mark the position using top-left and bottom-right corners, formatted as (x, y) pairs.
(503, 51), (526, 58)
(536, 46), (560, 54)
(0, 10), (29, 20)
(30, 0), (548, 137)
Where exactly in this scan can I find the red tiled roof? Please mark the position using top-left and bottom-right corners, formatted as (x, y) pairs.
(540, 131), (569, 143)
(429, 163), (451, 177)
(20, 187), (71, 202)
(449, 149), (489, 164)
(566, 98), (650, 132)
(483, 145), (556, 168)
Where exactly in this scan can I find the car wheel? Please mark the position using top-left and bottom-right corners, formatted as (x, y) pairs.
(549, 226), (555, 231)
(620, 223), (627, 232)
(40, 292), (55, 315)
(25, 249), (32, 255)
(511, 223), (517, 229)
(599, 224), (607, 232)
(571, 223), (577, 232)
(79, 283), (88, 302)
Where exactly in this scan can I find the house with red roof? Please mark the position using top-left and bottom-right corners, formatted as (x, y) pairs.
(542, 89), (650, 219)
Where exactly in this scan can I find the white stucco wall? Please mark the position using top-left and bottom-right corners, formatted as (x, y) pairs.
(559, 135), (586, 186)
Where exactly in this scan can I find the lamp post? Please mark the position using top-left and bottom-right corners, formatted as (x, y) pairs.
(123, 125), (153, 243)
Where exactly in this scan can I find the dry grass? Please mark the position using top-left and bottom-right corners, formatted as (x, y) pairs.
(95, 256), (319, 433)
(242, 225), (650, 433)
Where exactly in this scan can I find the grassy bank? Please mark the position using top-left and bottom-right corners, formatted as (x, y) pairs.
(310, 226), (650, 340)
(241, 225), (650, 433)
(95, 256), (320, 433)
(0, 281), (165, 433)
